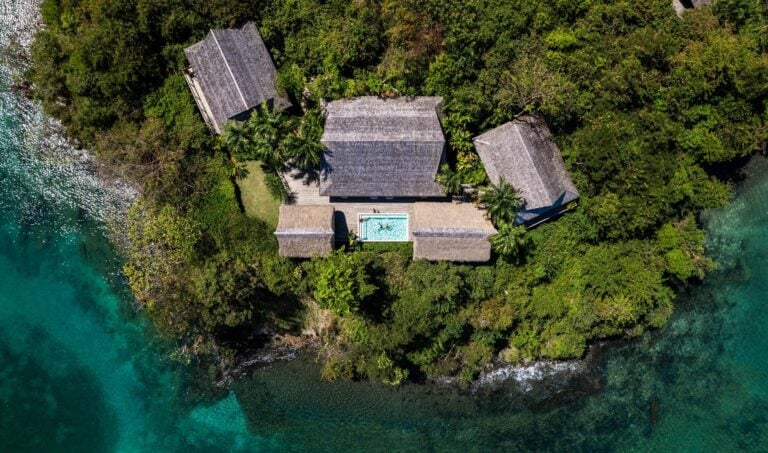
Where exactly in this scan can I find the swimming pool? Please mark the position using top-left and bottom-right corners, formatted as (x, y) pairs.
(358, 214), (409, 242)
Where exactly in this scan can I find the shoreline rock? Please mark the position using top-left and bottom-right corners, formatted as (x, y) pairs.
(216, 333), (623, 405)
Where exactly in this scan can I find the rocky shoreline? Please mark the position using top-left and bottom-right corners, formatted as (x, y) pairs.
(214, 331), (621, 402)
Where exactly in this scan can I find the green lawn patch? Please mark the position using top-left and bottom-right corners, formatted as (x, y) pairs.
(239, 161), (280, 229)
(359, 241), (413, 257)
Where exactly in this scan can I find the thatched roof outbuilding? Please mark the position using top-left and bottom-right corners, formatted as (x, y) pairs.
(274, 205), (335, 258)
(473, 115), (579, 227)
(320, 97), (446, 198)
(184, 22), (290, 134)
(412, 202), (497, 262)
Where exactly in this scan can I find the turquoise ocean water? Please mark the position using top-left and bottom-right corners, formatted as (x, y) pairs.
(3, 1), (768, 451)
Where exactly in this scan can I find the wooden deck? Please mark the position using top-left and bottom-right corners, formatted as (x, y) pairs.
(283, 171), (327, 206)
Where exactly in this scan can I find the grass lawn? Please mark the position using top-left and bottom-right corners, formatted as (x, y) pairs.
(360, 241), (413, 258)
(239, 161), (280, 229)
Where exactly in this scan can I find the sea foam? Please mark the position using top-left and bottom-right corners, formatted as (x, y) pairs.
(0, 0), (137, 240)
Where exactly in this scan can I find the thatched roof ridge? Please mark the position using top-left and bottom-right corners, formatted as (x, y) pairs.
(412, 202), (496, 262)
(473, 115), (579, 212)
(322, 97), (446, 142)
(275, 205), (335, 258)
(320, 97), (446, 198)
(184, 22), (290, 132)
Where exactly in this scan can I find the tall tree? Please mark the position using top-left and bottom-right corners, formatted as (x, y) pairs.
(283, 109), (326, 171)
(479, 178), (523, 226)
(490, 222), (530, 262)
(221, 120), (251, 159)
(436, 164), (463, 195)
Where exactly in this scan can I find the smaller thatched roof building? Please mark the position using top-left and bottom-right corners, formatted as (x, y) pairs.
(320, 97), (446, 198)
(474, 115), (579, 227)
(275, 205), (335, 258)
(673, 0), (712, 17)
(184, 22), (290, 134)
(412, 202), (496, 262)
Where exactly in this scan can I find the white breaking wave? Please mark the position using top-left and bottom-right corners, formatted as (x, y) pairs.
(0, 0), (137, 235)
(0, 0), (38, 48)
(473, 360), (584, 393)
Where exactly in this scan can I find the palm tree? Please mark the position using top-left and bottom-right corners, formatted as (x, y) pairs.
(250, 103), (282, 133)
(250, 133), (283, 168)
(490, 222), (530, 262)
(283, 110), (326, 171)
(235, 102), (289, 168)
(228, 156), (250, 180)
(221, 121), (251, 158)
(285, 132), (325, 171)
(479, 177), (523, 225)
(436, 164), (463, 196)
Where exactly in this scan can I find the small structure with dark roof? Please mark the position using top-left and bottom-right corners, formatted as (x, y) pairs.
(412, 202), (497, 262)
(274, 205), (335, 258)
(320, 97), (446, 198)
(474, 115), (579, 227)
(184, 22), (290, 134)
(673, 0), (712, 17)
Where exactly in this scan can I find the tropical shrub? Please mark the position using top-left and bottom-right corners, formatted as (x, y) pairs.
(479, 178), (524, 226)
(310, 251), (377, 316)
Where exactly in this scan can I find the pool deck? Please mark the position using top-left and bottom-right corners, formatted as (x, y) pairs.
(283, 170), (418, 241)
(279, 170), (497, 262)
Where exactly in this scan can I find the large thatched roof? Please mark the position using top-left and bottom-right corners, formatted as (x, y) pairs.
(473, 115), (579, 215)
(274, 205), (335, 258)
(320, 97), (446, 198)
(184, 22), (290, 133)
(411, 202), (496, 262)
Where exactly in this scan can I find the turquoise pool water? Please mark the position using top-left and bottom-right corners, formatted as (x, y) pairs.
(358, 213), (409, 242)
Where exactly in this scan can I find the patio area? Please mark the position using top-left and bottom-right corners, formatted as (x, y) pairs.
(281, 170), (495, 255)
(283, 170), (418, 241)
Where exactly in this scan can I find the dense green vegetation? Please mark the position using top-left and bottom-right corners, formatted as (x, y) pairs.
(31, 0), (768, 384)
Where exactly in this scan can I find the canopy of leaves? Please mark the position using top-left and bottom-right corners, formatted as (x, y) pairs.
(308, 250), (377, 316)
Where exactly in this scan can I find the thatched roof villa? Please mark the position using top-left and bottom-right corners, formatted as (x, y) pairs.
(275, 96), (496, 262)
(473, 115), (579, 227)
(672, 0), (712, 17)
(274, 205), (336, 258)
(183, 22), (290, 134)
(320, 97), (446, 198)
